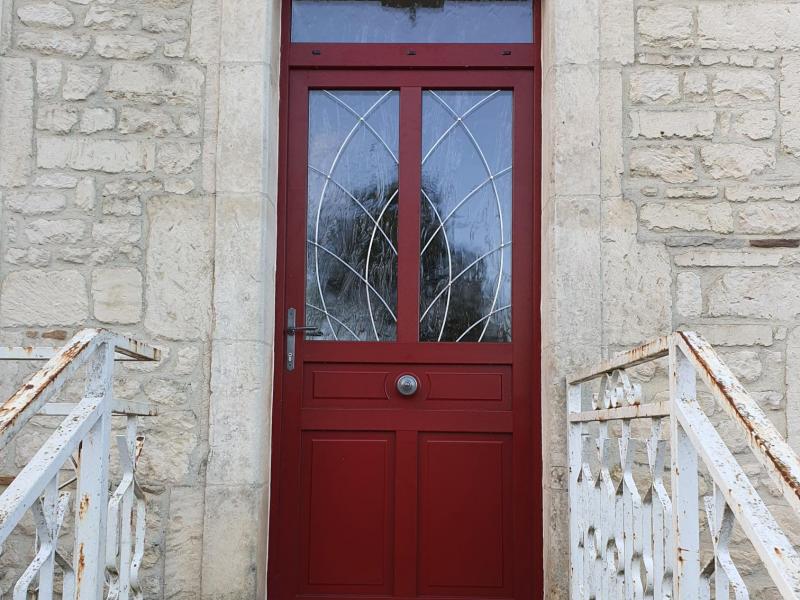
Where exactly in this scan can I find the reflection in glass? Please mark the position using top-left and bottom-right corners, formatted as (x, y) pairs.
(292, 0), (533, 44)
(306, 90), (399, 341)
(420, 90), (512, 342)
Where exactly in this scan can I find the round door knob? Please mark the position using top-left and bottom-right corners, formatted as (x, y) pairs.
(396, 374), (418, 397)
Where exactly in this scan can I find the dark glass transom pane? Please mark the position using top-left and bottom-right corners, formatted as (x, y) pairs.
(306, 90), (400, 341)
(420, 90), (512, 343)
(291, 0), (533, 43)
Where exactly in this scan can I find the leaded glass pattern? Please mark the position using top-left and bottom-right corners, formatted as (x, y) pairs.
(419, 90), (513, 342)
(305, 90), (400, 341)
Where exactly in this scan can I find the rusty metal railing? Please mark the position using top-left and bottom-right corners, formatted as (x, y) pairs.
(0, 329), (159, 600)
(567, 331), (800, 599)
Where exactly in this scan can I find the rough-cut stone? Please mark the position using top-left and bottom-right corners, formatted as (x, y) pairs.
(0, 58), (35, 187)
(36, 59), (61, 98)
(782, 56), (800, 114)
(94, 34), (158, 60)
(145, 196), (213, 340)
(639, 202), (734, 233)
(84, 5), (136, 29)
(787, 327), (800, 454)
(107, 64), (204, 105)
(674, 249), (782, 267)
(629, 111), (715, 139)
(0, 270), (88, 326)
(157, 142), (201, 174)
(92, 267), (142, 324)
(720, 350), (763, 383)
(699, 4), (800, 51)
(712, 70), (776, 106)
(142, 13), (187, 33)
(637, 6), (693, 48)
(164, 40), (187, 58)
(629, 70), (680, 104)
(694, 324), (774, 347)
(629, 146), (696, 183)
(75, 177), (95, 210)
(80, 107), (116, 133)
(37, 137), (155, 172)
(92, 220), (141, 245)
(783, 115), (800, 158)
(676, 271), (702, 317)
(734, 110), (776, 140)
(33, 172), (77, 188)
(36, 104), (78, 133)
(683, 71), (708, 101)
(666, 187), (718, 199)
(25, 218), (85, 244)
(708, 271), (800, 319)
(17, 2), (74, 28)
(119, 107), (177, 136)
(4, 192), (66, 215)
(700, 144), (775, 179)
(16, 31), (90, 58)
(62, 64), (101, 100)
(737, 203), (800, 234)
(726, 185), (800, 203)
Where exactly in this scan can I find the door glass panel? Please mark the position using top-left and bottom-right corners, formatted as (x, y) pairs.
(306, 90), (399, 341)
(291, 0), (533, 43)
(420, 90), (512, 343)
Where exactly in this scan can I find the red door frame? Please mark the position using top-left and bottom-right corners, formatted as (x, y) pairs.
(267, 4), (542, 599)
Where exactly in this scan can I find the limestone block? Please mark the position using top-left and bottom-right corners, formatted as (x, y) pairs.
(599, 0), (634, 64)
(107, 63), (204, 105)
(25, 218), (85, 244)
(637, 6), (694, 48)
(84, 5), (136, 29)
(6, 247), (50, 267)
(720, 350), (763, 383)
(726, 184), (800, 202)
(79, 107), (115, 133)
(33, 172), (77, 188)
(137, 410), (201, 483)
(37, 137), (155, 172)
(712, 70), (776, 106)
(699, 4), (800, 51)
(693, 324), (773, 347)
(0, 58), (35, 187)
(17, 2), (74, 27)
(629, 146), (696, 183)
(75, 177), (95, 210)
(4, 191), (66, 215)
(787, 327), (800, 453)
(92, 219), (141, 245)
(708, 271), (800, 319)
(783, 114), (800, 158)
(36, 104), (78, 133)
(781, 56), (800, 114)
(119, 107), (177, 136)
(63, 64), (101, 100)
(700, 144), (775, 179)
(164, 40), (187, 58)
(220, 0), (270, 62)
(0, 270), (88, 326)
(164, 487), (204, 600)
(666, 187), (718, 199)
(602, 197), (671, 345)
(683, 71), (709, 101)
(639, 202), (733, 233)
(164, 178), (194, 195)
(16, 31), (90, 58)
(142, 13), (187, 33)
(629, 70), (680, 104)
(674, 250), (781, 268)
(734, 110), (776, 140)
(629, 110), (715, 139)
(95, 34), (158, 60)
(36, 59), (61, 98)
(92, 267), (142, 323)
(737, 203), (800, 234)
(676, 271), (702, 318)
(157, 141), (201, 174)
(144, 196), (213, 340)
(188, 0), (221, 64)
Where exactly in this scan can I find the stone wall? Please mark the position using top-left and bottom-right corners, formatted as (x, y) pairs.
(0, 0), (279, 597)
(543, 0), (800, 597)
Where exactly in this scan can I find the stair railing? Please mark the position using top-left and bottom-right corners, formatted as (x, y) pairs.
(0, 329), (159, 600)
(568, 331), (800, 599)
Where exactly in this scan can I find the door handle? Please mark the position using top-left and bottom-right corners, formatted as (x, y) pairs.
(286, 308), (322, 371)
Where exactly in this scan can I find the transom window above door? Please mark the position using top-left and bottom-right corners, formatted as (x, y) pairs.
(291, 0), (534, 43)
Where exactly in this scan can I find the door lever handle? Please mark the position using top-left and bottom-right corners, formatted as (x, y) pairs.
(286, 326), (323, 337)
(286, 308), (323, 371)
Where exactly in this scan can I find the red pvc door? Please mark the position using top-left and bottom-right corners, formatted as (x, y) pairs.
(270, 70), (538, 600)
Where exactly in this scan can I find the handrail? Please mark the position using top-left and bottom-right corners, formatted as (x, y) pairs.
(0, 328), (159, 600)
(568, 331), (800, 599)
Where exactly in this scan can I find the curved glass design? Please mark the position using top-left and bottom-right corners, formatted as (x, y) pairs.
(420, 90), (512, 343)
(291, 0), (533, 43)
(305, 90), (400, 341)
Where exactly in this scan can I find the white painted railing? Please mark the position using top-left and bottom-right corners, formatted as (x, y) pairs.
(568, 331), (800, 599)
(0, 329), (159, 600)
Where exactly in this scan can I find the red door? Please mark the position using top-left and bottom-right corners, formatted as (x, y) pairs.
(269, 19), (540, 600)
